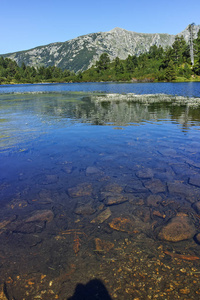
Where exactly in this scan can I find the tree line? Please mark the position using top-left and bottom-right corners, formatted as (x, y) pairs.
(0, 29), (200, 84)
(0, 59), (76, 84)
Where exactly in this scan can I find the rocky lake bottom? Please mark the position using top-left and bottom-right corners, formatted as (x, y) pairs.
(1, 89), (200, 299)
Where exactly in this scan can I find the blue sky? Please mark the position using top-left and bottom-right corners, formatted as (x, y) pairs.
(1, 0), (200, 54)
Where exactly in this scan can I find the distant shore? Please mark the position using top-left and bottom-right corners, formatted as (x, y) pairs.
(1, 76), (200, 86)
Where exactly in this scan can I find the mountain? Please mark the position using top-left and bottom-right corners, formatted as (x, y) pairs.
(1, 25), (200, 73)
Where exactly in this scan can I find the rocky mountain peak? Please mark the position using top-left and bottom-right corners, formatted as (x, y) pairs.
(2, 24), (200, 73)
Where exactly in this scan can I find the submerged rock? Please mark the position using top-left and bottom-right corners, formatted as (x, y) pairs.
(94, 238), (114, 252)
(86, 166), (102, 176)
(192, 201), (200, 214)
(0, 215), (16, 231)
(144, 179), (166, 194)
(158, 213), (196, 242)
(91, 208), (111, 224)
(189, 176), (200, 187)
(136, 168), (154, 179)
(147, 195), (162, 207)
(25, 209), (54, 223)
(102, 183), (123, 193)
(167, 182), (200, 203)
(61, 163), (73, 174)
(109, 217), (134, 233)
(125, 180), (147, 193)
(75, 203), (96, 215)
(39, 174), (59, 185)
(104, 194), (129, 206)
(68, 183), (93, 197)
(37, 189), (54, 204)
(11, 221), (45, 234)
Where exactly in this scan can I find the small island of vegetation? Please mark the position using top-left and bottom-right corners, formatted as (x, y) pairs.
(1, 30), (200, 85)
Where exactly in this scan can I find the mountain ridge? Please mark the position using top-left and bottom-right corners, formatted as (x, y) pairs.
(1, 25), (200, 73)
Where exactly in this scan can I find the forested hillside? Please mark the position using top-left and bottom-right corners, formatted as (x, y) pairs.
(0, 30), (200, 84)
(80, 30), (200, 82)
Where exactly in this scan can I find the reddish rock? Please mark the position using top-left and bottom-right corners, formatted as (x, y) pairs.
(94, 238), (114, 252)
(109, 217), (134, 233)
(158, 213), (196, 242)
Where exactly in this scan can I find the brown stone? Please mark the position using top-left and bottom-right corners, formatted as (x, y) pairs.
(12, 221), (44, 234)
(0, 215), (16, 231)
(94, 238), (114, 252)
(158, 214), (196, 242)
(147, 195), (162, 207)
(102, 183), (123, 193)
(104, 194), (128, 205)
(167, 182), (200, 203)
(68, 183), (93, 197)
(26, 210), (54, 223)
(109, 217), (134, 233)
(75, 203), (96, 215)
(91, 208), (111, 224)
(192, 201), (200, 214)
(125, 180), (147, 193)
(152, 210), (165, 218)
(144, 179), (166, 194)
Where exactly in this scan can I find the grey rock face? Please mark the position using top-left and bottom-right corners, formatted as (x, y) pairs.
(2, 25), (200, 73)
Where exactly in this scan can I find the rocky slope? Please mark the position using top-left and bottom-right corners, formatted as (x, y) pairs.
(2, 25), (200, 73)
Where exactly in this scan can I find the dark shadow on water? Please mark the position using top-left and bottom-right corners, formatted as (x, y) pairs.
(67, 279), (112, 300)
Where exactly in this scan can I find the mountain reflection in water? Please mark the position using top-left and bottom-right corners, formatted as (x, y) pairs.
(0, 91), (200, 299)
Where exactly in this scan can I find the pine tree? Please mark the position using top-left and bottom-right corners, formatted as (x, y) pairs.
(193, 30), (200, 75)
(165, 60), (176, 81)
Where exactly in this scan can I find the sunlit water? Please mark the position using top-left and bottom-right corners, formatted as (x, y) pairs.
(0, 82), (200, 299)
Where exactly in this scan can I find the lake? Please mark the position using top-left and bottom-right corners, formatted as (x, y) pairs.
(1, 82), (200, 299)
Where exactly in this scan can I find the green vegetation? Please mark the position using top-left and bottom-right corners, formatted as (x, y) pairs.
(0, 58), (77, 84)
(1, 30), (200, 85)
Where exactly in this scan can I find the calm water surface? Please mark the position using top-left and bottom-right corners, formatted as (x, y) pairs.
(0, 82), (200, 299)
(1, 81), (200, 97)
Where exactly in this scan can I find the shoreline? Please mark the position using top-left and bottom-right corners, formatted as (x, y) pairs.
(1, 77), (200, 86)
